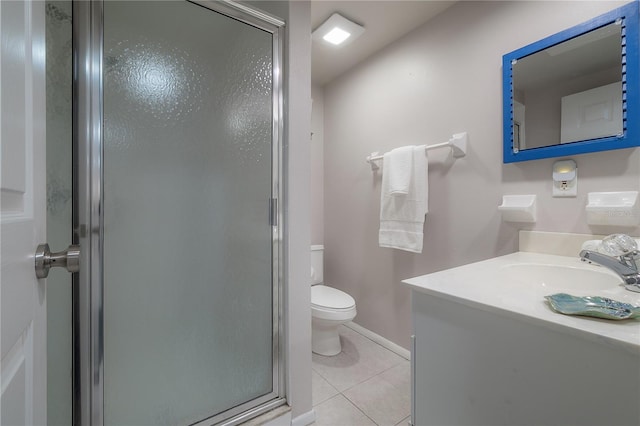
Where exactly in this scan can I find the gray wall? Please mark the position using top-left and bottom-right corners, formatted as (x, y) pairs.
(253, 1), (313, 420)
(319, 1), (639, 349)
(283, 1), (313, 421)
(311, 84), (324, 245)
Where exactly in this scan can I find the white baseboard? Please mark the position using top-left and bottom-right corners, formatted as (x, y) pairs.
(241, 404), (291, 426)
(262, 410), (291, 426)
(345, 322), (411, 360)
(290, 409), (315, 426)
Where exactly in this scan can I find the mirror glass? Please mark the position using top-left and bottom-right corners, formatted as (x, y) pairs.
(513, 23), (622, 150)
(503, 2), (639, 163)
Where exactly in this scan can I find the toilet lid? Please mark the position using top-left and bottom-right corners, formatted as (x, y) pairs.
(311, 285), (355, 310)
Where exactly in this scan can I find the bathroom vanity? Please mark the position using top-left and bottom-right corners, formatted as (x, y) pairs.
(404, 251), (640, 426)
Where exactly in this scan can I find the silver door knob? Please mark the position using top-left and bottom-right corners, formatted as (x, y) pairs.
(35, 243), (80, 279)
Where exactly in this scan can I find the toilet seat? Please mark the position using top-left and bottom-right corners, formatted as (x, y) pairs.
(311, 285), (356, 321)
(312, 285), (355, 309)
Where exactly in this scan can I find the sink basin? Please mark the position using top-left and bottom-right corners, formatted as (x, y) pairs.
(499, 263), (622, 292)
(403, 251), (640, 358)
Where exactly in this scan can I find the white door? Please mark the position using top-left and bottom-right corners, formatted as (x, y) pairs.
(560, 81), (623, 144)
(1, 0), (47, 424)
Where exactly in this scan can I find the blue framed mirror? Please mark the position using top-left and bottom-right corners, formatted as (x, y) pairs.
(503, 1), (639, 163)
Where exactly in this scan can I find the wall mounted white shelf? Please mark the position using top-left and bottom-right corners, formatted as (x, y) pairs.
(498, 195), (537, 223)
(585, 191), (640, 226)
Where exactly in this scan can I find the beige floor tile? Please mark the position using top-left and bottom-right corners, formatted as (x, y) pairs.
(343, 375), (411, 426)
(312, 394), (376, 426)
(379, 361), (410, 393)
(312, 349), (381, 392)
(340, 326), (406, 372)
(394, 415), (411, 426)
(312, 370), (339, 407)
(312, 327), (408, 392)
(311, 325), (412, 425)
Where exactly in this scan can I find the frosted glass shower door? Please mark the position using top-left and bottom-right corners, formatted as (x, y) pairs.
(100, 2), (282, 424)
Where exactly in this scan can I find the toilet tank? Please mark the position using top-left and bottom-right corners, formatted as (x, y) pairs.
(310, 245), (324, 285)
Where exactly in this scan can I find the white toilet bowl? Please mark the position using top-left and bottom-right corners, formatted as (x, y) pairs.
(311, 284), (357, 356)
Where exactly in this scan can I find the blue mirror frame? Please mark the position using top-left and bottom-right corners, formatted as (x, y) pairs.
(503, 1), (639, 163)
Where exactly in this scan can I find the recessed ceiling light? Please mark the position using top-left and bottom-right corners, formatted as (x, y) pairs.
(323, 27), (351, 45)
(312, 13), (365, 47)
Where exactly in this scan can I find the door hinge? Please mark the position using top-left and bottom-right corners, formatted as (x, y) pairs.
(269, 198), (278, 226)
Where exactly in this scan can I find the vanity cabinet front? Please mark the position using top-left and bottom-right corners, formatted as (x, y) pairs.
(410, 291), (639, 426)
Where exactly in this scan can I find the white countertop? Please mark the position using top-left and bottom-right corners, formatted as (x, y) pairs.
(402, 252), (640, 354)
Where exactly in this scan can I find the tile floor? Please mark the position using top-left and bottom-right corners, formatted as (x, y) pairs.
(311, 325), (411, 426)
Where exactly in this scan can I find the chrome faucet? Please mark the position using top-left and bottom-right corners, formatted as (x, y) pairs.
(580, 249), (640, 293)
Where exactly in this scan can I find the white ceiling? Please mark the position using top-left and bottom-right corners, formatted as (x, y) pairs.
(311, 1), (457, 86)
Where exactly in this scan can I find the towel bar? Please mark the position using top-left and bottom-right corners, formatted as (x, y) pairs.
(366, 132), (467, 170)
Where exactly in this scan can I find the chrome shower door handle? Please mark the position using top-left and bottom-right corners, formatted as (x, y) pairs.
(35, 243), (80, 279)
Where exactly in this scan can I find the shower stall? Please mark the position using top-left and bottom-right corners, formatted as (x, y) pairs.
(47, 1), (285, 424)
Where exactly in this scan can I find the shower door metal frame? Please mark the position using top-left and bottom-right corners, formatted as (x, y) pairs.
(73, 1), (286, 424)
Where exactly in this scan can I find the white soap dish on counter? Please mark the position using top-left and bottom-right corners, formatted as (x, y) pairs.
(498, 194), (537, 223)
(586, 191), (639, 226)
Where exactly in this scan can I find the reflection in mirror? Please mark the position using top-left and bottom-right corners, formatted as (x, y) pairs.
(503, 2), (639, 163)
(513, 22), (622, 150)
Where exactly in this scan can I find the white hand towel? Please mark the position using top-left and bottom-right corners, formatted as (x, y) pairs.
(385, 146), (413, 195)
(379, 146), (428, 253)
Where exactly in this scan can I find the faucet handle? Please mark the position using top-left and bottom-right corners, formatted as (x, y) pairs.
(616, 249), (640, 275)
(600, 234), (638, 257)
(624, 249), (640, 258)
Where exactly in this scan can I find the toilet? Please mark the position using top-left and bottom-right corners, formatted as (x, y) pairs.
(310, 245), (357, 356)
